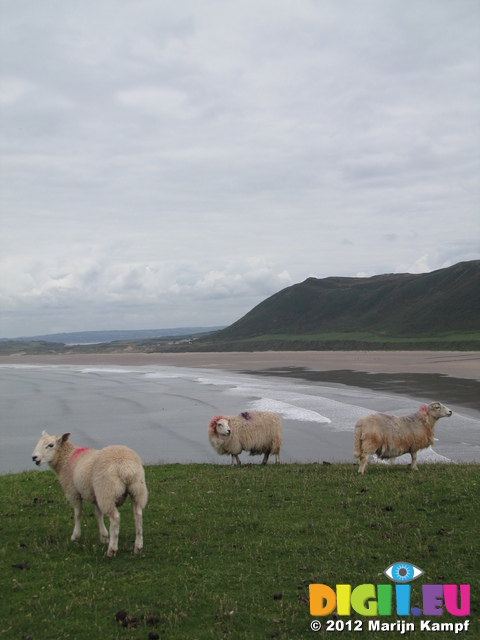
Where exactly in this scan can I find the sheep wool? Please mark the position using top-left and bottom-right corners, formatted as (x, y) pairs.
(353, 402), (452, 474)
(208, 410), (282, 465)
(32, 431), (148, 557)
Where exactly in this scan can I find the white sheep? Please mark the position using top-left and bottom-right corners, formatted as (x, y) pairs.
(32, 431), (148, 556)
(353, 402), (453, 474)
(208, 411), (282, 465)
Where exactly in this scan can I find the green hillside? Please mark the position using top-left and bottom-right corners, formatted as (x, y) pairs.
(1, 262), (478, 355)
(195, 261), (480, 351)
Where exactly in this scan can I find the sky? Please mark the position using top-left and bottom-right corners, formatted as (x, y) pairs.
(1, 0), (479, 338)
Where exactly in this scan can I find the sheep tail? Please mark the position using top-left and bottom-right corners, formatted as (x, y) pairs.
(128, 477), (148, 510)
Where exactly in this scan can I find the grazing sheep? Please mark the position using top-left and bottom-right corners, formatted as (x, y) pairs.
(208, 410), (282, 465)
(32, 431), (148, 556)
(353, 402), (453, 474)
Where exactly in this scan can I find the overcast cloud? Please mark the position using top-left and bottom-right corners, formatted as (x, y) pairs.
(1, 0), (479, 338)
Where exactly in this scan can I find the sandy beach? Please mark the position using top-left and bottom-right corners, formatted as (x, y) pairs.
(2, 351), (479, 474)
(2, 350), (480, 379)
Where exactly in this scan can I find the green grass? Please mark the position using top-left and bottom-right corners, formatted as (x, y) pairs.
(1, 463), (478, 639)
(223, 331), (480, 344)
(2, 330), (479, 356)
(188, 330), (480, 352)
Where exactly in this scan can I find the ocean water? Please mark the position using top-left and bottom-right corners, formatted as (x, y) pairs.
(1, 364), (479, 474)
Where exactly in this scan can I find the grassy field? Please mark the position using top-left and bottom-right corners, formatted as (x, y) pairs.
(243, 332), (480, 344)
(190, 332), (480, 352)
(1, 463), (478, 639)
(1, 330), (479, 356)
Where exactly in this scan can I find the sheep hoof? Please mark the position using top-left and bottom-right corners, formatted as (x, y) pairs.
(100, 535), (109, 544)
(106, 548), (116, 558)
(134, 545), (143, 555)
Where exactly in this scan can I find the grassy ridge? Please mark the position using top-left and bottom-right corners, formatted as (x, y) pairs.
(1, 331), (479, 356)
(2, 262), (479, 355)
(201, 261), (480, 351)
(187, 332), (480, 352)
(1, 463), (478, 639)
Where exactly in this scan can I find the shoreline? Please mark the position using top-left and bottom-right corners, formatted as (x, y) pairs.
(2, 351), (479, 473)
(1, 350), (479, 380)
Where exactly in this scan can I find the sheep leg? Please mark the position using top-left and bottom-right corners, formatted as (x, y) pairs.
(95, 505), (109, 544)
(358, 454), (368, 475)
(132, 500), (144, 554)
(105, 507), (120, 557)
(274, 452), (280, 464)
(71, 501), (83, 541)
(262, 452), (270, 465)
(410, 451), (418, 471)
(231, 454), (241, 466)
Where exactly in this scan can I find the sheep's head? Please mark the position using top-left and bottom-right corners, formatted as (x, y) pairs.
(209, 417), (231, 437)
(421, 403), (453, 420)
(32, 431), (70, 466)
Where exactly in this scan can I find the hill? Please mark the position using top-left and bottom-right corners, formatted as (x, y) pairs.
(194, 260), (480, 351)
(0, 327), (225, 345)
(1, 262), (478, 355)
(0, 327), (223, 356)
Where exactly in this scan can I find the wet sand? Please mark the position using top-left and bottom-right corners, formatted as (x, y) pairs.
(1, 351), (479, 472)
(2, 350), (479, 379)
(4, 350), (479, 415)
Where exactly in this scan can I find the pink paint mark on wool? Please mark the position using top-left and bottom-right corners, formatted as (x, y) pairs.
(241, 412), (252, 420)
(70, 447), (91, 463)
(420, 405), (428, 414)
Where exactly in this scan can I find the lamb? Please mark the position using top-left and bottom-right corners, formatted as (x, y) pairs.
(353, 402), (452, 474)
(32, 431), (148, 556)
(208, 410), (282, 465)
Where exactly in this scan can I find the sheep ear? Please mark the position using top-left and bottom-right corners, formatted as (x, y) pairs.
(42, 430), (48, 436)
(60, 433), (71, 444)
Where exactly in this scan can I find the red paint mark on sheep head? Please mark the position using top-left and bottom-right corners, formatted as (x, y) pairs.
(209, 416), (226, 432)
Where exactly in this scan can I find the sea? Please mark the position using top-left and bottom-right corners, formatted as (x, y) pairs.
(1, 363), (479, 475)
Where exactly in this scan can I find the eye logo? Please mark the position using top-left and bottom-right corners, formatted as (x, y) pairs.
(384, 562), (424, 583)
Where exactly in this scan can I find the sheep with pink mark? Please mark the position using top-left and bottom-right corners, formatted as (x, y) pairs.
(354, 402), (453, 474)
(32, 431), (148, 556)
(208, 411), (282, 465)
